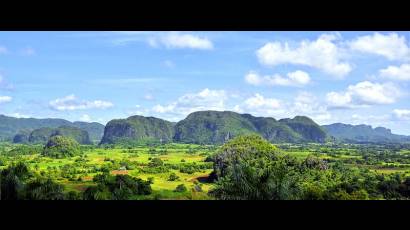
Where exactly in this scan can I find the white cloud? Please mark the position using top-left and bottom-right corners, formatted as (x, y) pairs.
(292, 92), (331, 123)
(349, 32), (410, 61)
(234, 92), (330, 123)
(326, 81), (401, 108)
(79, 114), (91, 122)
(244, 93), (281, 110)
(0, 96), (12, 103)
(148, 32), (213, 50)
(379, 64), (410, 81)
(393, 109), (410, 120)
(151, 88), (227, 120)
(0, 46), (7, 54)
(245, 70), (310, 87)
(256, 33), (352, 78)
(49, 94), (114, 111)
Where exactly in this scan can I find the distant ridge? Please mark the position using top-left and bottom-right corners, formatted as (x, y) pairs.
(322, 123), (410, 144)
(0, 114), (104, 142)
(2, 112), (409, 145)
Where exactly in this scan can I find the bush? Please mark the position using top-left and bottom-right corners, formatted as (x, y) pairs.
(168, 172), (179, 181)
(84, 174), (152, 200)
(148, 158), (164, 167)
(174, 184), (187, 193)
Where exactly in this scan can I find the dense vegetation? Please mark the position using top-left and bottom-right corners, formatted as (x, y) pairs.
(100, 115), (175, 145)
(1, 134), (410, 200)
(1, 111), (410, 200)
(210, 135), (410, 200)
(42, 136), (83, 158)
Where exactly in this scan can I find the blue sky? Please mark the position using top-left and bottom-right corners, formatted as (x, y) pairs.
(1, 31), (410, 134)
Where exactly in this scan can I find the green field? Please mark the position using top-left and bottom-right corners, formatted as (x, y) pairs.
(0, 143), (215, 200)
(2, 141), (410, 200)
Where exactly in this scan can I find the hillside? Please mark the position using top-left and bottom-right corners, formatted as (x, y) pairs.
(174, 111), (326, 144)
(71, 121), (105, 142)
(173, 111), (258, 144)
(0, 114), (104, 142)
(322, 123), (410, 143)
(101, 111), (328, 145)
(14, 126), (92, 145)
(100, 115), (175, 145)
(279, 116), (328, 143)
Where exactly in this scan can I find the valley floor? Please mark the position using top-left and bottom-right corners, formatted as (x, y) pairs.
(1, 142), (410, 200)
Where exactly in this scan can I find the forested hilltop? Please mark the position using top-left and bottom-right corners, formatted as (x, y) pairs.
(100, 111), (409, 145)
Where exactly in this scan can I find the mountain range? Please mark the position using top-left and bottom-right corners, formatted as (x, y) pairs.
(322, 123), (410, 144)
(0, 115), (104, 142)
(1, 111), (409, 145)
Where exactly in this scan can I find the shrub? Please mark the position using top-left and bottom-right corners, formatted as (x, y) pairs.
(168, 172), (180, 181)
(148, 158), (164, 167)
(174, 184), (187, 193)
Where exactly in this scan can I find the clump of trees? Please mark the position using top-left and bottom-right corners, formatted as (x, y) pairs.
(174, 184), (187, 193)
(0, 162), (66, 200)
(42, 135), (82, 158)
(83, 173), (152, 200)
(168, 172), (179, 181)
(209, 135), (410, 200)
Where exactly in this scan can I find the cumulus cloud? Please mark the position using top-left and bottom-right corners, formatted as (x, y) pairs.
(379, 64), (410, 81)
(256, 33), (352, 78)
(148, 32), (213, 50)
(49, 94), (114, 111)
(349, 32), (410, 61)
(244, 93), (281, 110)
(234, 92), (331, 123)
(245, 70), (310, 87)
(0, 96), (12, 103)
(326, 81), (401, 108)
(151, 88), (227, 120)
(393, 109), (410, 120)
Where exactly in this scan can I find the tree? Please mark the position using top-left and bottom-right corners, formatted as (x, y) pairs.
(168, 172), (179, 181)
(1, 162), (31, 200)
(174, 184), (187, 193)
(148, 158), (163, 167)
(209, 135), (302, 200)
(24, 178), (65, 200)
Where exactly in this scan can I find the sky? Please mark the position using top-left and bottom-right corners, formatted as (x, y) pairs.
(0, 31), (410, 135)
